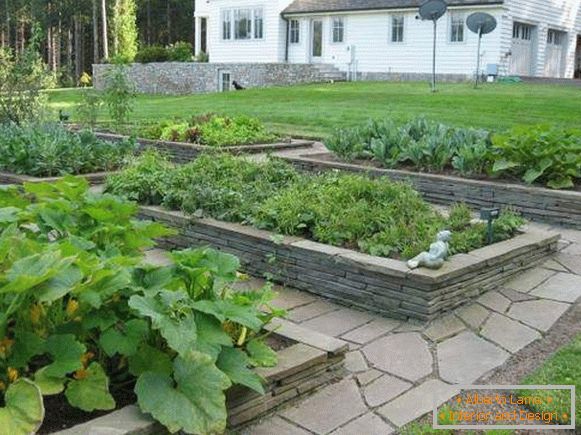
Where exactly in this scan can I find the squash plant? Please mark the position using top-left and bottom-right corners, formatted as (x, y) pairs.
(0, 177), (281, 434)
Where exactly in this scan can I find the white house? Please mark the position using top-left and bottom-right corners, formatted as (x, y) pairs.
(194, 0), (581, 80)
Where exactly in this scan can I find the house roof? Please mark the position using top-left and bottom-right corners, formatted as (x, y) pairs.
(282, 0), (504, 15)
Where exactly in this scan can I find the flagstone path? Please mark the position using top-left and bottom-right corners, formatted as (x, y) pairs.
(142, 216), (581, 435)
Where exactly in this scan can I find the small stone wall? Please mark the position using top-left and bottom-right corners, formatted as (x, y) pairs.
(139, 206), (559, 321)
(93, 62), (330, 95)
(0, 171), (111, 185)
(281, 154), (581, 229)
(93, 132), (314, 164)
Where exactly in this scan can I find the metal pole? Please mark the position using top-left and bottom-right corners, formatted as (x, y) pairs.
(475, 27), (482, 88)
(432, 19), (437, 92)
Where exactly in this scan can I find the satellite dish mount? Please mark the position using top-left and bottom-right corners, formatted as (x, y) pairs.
(418, 0), (448, 92)
(466, 12), (498, 88)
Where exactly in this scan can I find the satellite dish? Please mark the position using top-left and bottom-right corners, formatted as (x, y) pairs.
(418, 0), (448, 92)
(466, 12), (498, 88)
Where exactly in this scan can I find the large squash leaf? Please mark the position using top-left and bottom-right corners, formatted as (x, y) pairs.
(43, 334), (86, 378)
(128, 344), (173, 377)
(216, 347), (264, 394)
(65, 363), (115, 412)
(0, 379), (44, 435)
(33, 367), (66, 396)
(136, 352), (231, 434)
(99, 319), (149, 357)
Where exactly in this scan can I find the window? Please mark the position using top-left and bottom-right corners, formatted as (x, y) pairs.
(391, 16), (404, 43)
(450, 15), (465, 42)
(290, 19), (300, 44)
(332, 17), (345, 43)
(222, 10), (231, 40)
(254, 9), (264, 39)
(513, 23), (532, 40)
(547, 29), (563, 45)
(220, 71), (231, 92)
(222, 8), (264, 40)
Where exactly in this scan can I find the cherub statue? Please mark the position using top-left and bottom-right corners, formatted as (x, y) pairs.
(407, 230), (452, 270)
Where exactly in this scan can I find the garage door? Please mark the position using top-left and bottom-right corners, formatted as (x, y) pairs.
(544, 29), (566, 77)
(510, 22), (534, 76)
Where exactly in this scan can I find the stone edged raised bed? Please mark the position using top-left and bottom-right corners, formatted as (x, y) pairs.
(0, 170), (113, 186)
(92, 131), (315, 164)
(54, 318), (347, 434)
(279, 153), (581, 229)
(138, 206), (560, 322)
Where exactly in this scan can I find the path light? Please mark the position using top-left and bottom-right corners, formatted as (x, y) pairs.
(480, 207), (501, 245)
(466, 12), (498, 88)
(418, 0), (448, 93)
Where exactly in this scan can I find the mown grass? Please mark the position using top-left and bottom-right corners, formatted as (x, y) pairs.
(47, 81), (581, 138)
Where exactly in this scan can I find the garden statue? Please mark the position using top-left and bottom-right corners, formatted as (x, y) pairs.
(407, 230), (452, 270)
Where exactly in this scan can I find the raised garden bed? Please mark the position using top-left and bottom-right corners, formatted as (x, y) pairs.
(280, 153), (581, 229)
(92, 131), (314, 164)
(0, 170), (112, 185)
(138, 205), (560, 321)
(51, 319), (347, 434)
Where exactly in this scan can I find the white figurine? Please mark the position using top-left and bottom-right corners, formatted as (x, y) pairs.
(407, 230), (452, 270)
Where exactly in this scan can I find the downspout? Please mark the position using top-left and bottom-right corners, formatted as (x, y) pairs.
(282, 15), (290, 62)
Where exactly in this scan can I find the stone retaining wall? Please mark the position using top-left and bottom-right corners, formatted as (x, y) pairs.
(93, 63), (329, 95)
(281, 154), (581, 229)
(93, 132), (314, 164)
(138, 206), (559, 321)
(0, 171), (111, 185)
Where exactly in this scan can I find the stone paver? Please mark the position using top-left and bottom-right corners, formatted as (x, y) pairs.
(341, 318), (401, 344)
(499, 287), (537, 303)
(507, 300), (570, 331)
(281, 379), (368, 434)
(243, 416), (311, 435)
(377, 379), (458, 428)
(362, 333), (432, 382)
(562, 243), (581, 256)
(301, 308), (375, 337)
(504, 267), (556, 293)
(355, 369), (383, 387)
(480, 313), (541, 353)
(554, 253), (581, 275)
(288, 300), (341, 323)
(272, 288), (318, 310)
(362, 374), (412, 407)
(530, 272), (581, 303)
(393, 320), (425, 332)
(344, 351), (368, 373)
(143, 249), (172, 266)
(437, 332), (509, 384)
(455, 303), (490, 329)
(424, 314), (466, 342)
(477, 291), (511, 313)
(541, 258), (569, 273)
(331, 413), (395, 435)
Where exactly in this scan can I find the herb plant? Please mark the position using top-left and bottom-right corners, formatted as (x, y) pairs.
(0, 177), (281, 434)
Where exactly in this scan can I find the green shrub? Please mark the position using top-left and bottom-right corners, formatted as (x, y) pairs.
(76, 88), (103, 128)
(491, 125), (581, 189)
(103, 63), (136, 127)
(107, 153), (525, 260)
(0, 123), (136, 176)
(169, 41), (193, 61)
(0, 178), (281, 434)
(134, 45), (170, 63)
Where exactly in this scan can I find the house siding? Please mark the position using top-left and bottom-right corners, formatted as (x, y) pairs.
(502, 0), (581, 78)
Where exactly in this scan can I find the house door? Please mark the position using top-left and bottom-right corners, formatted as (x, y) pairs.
(200, 18), (208, 54)
(510, 22), (535, 76)
(575, 36), (581, 79)
(311, 20), (323, 62)
(544, 29), (566, 77)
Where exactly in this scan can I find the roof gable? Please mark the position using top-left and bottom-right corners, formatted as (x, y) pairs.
(283, 0), (504, 15)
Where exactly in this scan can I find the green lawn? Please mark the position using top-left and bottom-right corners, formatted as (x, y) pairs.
(47, 81), (581, 138)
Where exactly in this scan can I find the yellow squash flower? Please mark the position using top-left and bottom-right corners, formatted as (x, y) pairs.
(66, 299), (80, 317)
(30, 304), (43, 325)
(7, 367), (18, 383)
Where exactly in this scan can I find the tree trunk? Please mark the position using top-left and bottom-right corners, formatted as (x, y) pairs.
(112, 0), (119, 56)
(146, 0), (151, 45)
(166, 0), (171, 44)
(74, 15), (83, 80)
(101, 0), (109, 60)
(92, 0), (100, 63)
(4, 0), (10, 49)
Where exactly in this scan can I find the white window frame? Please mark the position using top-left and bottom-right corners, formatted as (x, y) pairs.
(390, 15), (405, 43)
(513, 22), (532, 41)
(547, 29), (564, 46)
(331, 17), (345, 44)
(449, 14), (465, 43)
(289, 19), (300, 44)
(219, 71), (231, 92)
(221, 7), (265, 41)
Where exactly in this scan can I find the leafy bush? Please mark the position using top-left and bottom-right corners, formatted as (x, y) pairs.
(141, 113), (278, 147)
(169, 41), (193, 61)
(491, 125), (581, 189)
(0, 177), (281, 434)
(134, 45), (170, 63)
(0, 123), (136, 176)
(106, 153), (525, 260)
(76, 88), (103, 128)
(103, 63), (136, 127)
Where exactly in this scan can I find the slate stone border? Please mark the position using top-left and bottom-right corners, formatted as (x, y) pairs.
(137, 206), (560, 322)
(0, 170), (113, 185)
(92, 131), (314, 164)
(54, 319), (348, 434)
(279, 153), (581, 229)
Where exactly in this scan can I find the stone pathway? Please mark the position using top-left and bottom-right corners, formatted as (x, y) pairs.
(234, 223), (581, 434)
